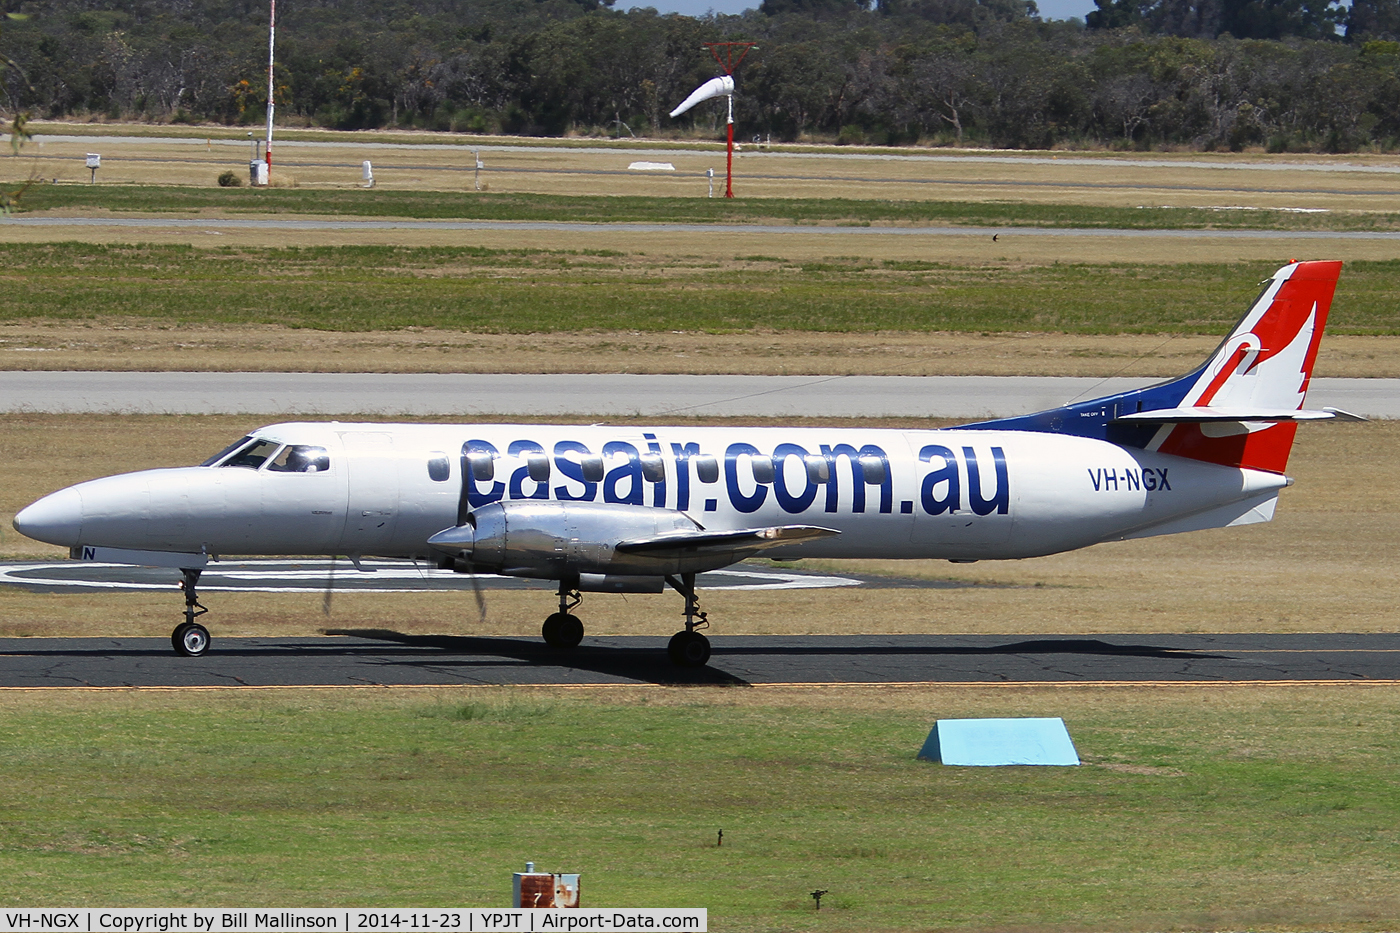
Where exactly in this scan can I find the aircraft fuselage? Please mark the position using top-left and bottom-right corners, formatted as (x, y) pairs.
(22, 421), (1286, 564)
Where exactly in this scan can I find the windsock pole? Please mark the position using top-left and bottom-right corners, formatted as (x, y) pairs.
(725, 92), (734, 198)
(667, 43), (754, 199)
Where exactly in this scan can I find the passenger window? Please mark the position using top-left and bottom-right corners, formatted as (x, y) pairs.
(640, 453), (665, 484)
(580, 453), (604, 484)
(695, 454), (719, 484)
(202, 436), (255, 467)
(427, 452), (451, 482)
(267, 445), (331, 474)
(223, 440), (281, 469)
(859, 456), (887, 484)
(466, 450), (495, 481)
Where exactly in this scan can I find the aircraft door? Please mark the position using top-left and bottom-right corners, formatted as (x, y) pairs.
(341, 431), (402, 556)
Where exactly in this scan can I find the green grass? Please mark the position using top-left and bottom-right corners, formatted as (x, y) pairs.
(2, 243), (1398, 335)
(2, 687), (1400, 930)
(12, 185), (1400, 231)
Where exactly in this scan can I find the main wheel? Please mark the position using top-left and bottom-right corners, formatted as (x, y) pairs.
(667, 630), (711, 667)
(542, 612), (584, 649)
(173, 622), (210, 657)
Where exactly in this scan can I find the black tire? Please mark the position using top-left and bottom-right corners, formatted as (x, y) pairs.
(667, 630), (711, 667)
(174, 622), (210, 657)
(542, 612), (584, 649)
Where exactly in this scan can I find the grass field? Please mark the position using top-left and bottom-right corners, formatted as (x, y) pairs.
(18, 185), (1400, 231)
(0, 244), (1398, 338)
(2, 685), (1400, 931)
(3, 130), (1399, 930)
(17, 128), (1400, 211)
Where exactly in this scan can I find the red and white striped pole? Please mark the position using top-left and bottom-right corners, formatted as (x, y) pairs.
(725, 92), (734, 199)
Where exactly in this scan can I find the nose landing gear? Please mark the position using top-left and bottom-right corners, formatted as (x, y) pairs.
(665, 572), (711, 667)
(172, 567), (211, 657)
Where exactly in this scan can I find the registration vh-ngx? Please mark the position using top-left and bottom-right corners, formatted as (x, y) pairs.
(13, 260), (1360, 666)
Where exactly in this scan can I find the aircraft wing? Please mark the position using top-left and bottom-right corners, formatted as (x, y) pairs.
(1114, 406), (1367, 423)
(616, 524), (839, 557)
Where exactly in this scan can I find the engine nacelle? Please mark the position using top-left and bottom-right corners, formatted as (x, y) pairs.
(427, 500), (717, 581)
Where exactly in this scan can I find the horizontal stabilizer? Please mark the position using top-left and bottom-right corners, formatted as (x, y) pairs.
(1115, 406), (1366, 424)
(617, 524), (838, 554)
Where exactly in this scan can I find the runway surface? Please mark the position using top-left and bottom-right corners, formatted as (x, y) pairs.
(0, 372), (1394, 418)
(3, 632), (1400, 687)
(9, 216), (1400, 239)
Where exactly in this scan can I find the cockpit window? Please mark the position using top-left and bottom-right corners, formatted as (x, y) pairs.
(201, 436), (255, 467)
(267, 445), (331, 474)
(222, 439), (282, 470)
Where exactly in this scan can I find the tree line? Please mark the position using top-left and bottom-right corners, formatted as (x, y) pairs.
(4, 0), (1400, 151)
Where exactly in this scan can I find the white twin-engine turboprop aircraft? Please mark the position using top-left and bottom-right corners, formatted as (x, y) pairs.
(14, 260), (1359, 666)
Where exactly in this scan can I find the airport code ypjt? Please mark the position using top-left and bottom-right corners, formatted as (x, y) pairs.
(0, 912), (705, 933)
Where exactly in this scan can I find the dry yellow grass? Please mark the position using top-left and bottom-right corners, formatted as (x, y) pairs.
(5, 216), (1398, 269)
(1, 324), (1397, 376)
(0, 415), (1392, 639)
(22, 133), (1400, 211)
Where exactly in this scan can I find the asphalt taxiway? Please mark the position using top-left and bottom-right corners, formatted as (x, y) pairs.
(2, 632), (1399, 688)
(4, 561), (1395, 687)
(0, 372), (1395, 419)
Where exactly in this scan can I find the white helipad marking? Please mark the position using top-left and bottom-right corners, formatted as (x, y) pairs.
(0, 560), (863, 593)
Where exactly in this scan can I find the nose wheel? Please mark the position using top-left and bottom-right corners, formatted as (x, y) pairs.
(665, 572), (711, 667)
(542, 582), (585, 649)
(172, 621), (211, 656)
(172, 568), (211, 657)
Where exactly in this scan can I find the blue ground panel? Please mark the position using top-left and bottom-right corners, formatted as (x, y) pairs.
(918, 717), (1080, 766)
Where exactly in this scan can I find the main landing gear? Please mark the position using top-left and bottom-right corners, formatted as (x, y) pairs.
(541, 581), (585, 649)
(171, 567), (211, 657)
(536, 573), (713, 668)
(665, 572), (710, 668)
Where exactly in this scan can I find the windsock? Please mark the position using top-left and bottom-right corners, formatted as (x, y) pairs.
(669, 75), (735, 118)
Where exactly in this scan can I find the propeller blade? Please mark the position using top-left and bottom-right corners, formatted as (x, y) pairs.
(321, 556), (335, 616)
(468, 559), (487, 624)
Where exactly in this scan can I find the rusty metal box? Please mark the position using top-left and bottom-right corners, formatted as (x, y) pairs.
(513, 872), (581, 908)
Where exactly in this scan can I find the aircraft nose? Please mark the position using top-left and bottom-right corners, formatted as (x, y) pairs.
(13, 486), (83, 546)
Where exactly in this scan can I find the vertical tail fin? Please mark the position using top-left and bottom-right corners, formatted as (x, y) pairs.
(1146, 260), (1341, 473)
(961, 260), (1345, 474)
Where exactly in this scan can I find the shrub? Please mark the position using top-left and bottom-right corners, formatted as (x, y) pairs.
(217, 170), (243, 187)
